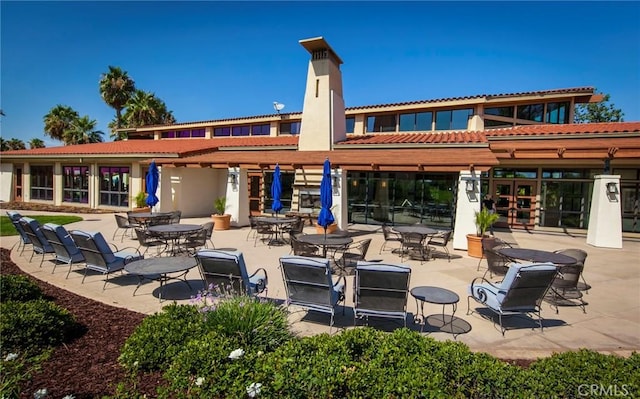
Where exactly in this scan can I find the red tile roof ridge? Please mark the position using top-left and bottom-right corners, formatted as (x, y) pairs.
(485, 121), (640, 137)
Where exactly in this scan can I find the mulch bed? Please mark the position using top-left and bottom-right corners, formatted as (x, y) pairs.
(0, 202), (115, 214)
(1, 248), (164, 398)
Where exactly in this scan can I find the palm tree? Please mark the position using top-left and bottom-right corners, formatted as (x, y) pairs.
(28, 138), (45, 149)
(7, 138), (26, 150)
(99, 66), (135, 129)
(44, 105), (79, 142)
(108, 116), (129, 141)
(123, 90), (175, 127)
(0, 138), (8, 151)
(64, 115), (104, 144)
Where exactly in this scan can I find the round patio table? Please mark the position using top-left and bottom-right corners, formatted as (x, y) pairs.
(128, 212), (172, 228)
(297, 234), (353, 258)
(262, 217), (298, 246)
(497, 248), (576, 265)
(148, 224), (203, 255)
(393, 225), (438, 236)
(125, 256), (198, 301)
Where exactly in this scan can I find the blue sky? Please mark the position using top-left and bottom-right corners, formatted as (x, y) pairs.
(2, 1), (639, 145)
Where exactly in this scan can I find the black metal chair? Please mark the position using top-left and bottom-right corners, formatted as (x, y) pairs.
(134, 228), (168, 257)
(379, 223), (403, 254)
(554, 248), (590, 294)
(477, 236), (512, 271)
(482, 248), (513, 281)
(290, 234), (321, 257)
(196, 249), (268, 297)
(400, 232), (428, 264)
(426, 230), (452, 262)
(332, 238), (372, 274)
(113, 214), (136, 242)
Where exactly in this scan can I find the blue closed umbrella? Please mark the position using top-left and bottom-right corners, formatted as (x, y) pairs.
(271, 164), (283, 216)
(317, 158), (335, 236)
(145, 160), (159, 208)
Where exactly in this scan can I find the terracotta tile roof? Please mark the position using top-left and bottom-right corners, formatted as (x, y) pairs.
(1, 136), (299, 157)
(485, 121), (640, 137)
(154, 148), (498, 172)
(340, 131), (487, 145)
(345, 87), (595, 111)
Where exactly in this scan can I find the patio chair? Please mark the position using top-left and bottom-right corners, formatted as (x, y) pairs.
(482, 248), (514, 281)
(286, 216), (305, 242)
(245, 216), (260, 241)
(6, 211), (31, 256)
(41, 223), (85, 278)
(290, 234), (321, 257)
(148, 214), (172, 227)
(195, 249), (268, 297)
(554, 248), (590, 294)
(379, 223), (402, 254)
(332, 238), (372, 274)
(353, 261), (412, 327)
(19, 217), (55, 267)
(545, 255), (588, 313)
(426, 230), (452, 262)
(279, 255), (346, 328)
(113, 214), (137, 242)
(70, 230), (143, 290)
(134, 228), (168, 257)
(254, 219), (276, 247)
(169, 210), (182, 224)
(400, 232), (428, 264)
(477, 236), (513, 271)
(467, 262), (558, 336)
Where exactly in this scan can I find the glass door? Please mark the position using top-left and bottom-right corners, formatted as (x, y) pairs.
(248, 172), (262, 216)
(14, 166), (23, 202)
(493, 180), (537, 229)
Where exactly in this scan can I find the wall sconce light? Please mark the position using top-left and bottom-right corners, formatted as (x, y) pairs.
(352, 180), (358, 187)
(228, 174), (237, 185)
(606, 182), (617, 194)
(332, 175), (338, 188)
(465, 180), (476, 192)
(381, 180), (387, 188)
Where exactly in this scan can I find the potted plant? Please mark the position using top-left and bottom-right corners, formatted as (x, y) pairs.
(466, 207), (500, 258)
(315, 205), (339, 234)
(212, 196), (231, 230)
(131, 192), (151, 213)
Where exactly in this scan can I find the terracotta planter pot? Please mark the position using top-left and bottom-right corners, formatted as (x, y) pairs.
(131, 206), (151, 213)
(212, 214), (231, 231)
(466, 234), (485, 258)
(315, 223), (338, 234)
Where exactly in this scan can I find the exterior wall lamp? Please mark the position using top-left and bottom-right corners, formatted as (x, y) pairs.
(332, 175), (339, 188)
(465, 180), (476, 192)
(606, 182), (618, 194)
(228, 173), (237, 185)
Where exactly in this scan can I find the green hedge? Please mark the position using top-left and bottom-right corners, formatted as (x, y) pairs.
(0, 274), (43, 302)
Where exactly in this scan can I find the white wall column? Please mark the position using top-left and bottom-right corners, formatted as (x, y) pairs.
(0, 163), (13, 202)
(332, 168), (346, 229)
(587, 175), (622, 248)
(225, 167), (243, 227)
(452, 170), (481, 250)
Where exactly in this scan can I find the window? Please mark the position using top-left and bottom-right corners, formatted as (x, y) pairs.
(435, 108), (473, 130)
(485, 106), (514, 117)
(366, 114), (396, 132)
(345, 117), (355, 133)
(399, 112), (433, 131)
(214, 127), (231, 137)
(280, 121), (301, 135)
(251, 124), (270, 136)
(484, 119), (513, 129)
(99, 166), (130, 207)
(191, 128), (205, 138)
(517, 103), (544, 122)
(161, 131), (176, 138)
(546, 102), (569, 124)
(30, 165), (54, 201)
(232, 126), (250, 136)
(62, 166), (89, 204)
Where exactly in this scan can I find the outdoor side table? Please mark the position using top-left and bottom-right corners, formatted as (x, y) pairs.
(411, 286), (460, 335)
(124, 256), (198, 302)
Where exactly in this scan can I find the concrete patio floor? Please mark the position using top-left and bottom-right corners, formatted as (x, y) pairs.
(2, 210), (639, 361)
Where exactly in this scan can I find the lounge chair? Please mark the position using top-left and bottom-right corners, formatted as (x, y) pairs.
(195, 249), (268, 297)
(18, 217), (55, 266)
(41, 223), (85, 277)
(467, 262), (558, 336)
(70, 230), (143, 290)
(279, 255), (346, 328)
(353, 261), (412, 327)
(5, 211), (31, 256)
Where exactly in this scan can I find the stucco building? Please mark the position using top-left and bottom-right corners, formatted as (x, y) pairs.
(2, 37), (639, 249)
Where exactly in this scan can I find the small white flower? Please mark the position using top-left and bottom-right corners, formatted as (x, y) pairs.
(228, 348), (244, 360)
(195, 377), (204, 386)
(246, 382), (262, 398)
(62, 395), (75, 399)
(257, 350), (264, 357)
(33, 388), (48, 399)
(4, 353), (18, 361)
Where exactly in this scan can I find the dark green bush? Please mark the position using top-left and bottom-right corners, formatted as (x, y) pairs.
(119, 303), (204, 372)
(0, 274), (43, 302)
(525, 349), (640, 397)
(0, 299), (76, 354)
